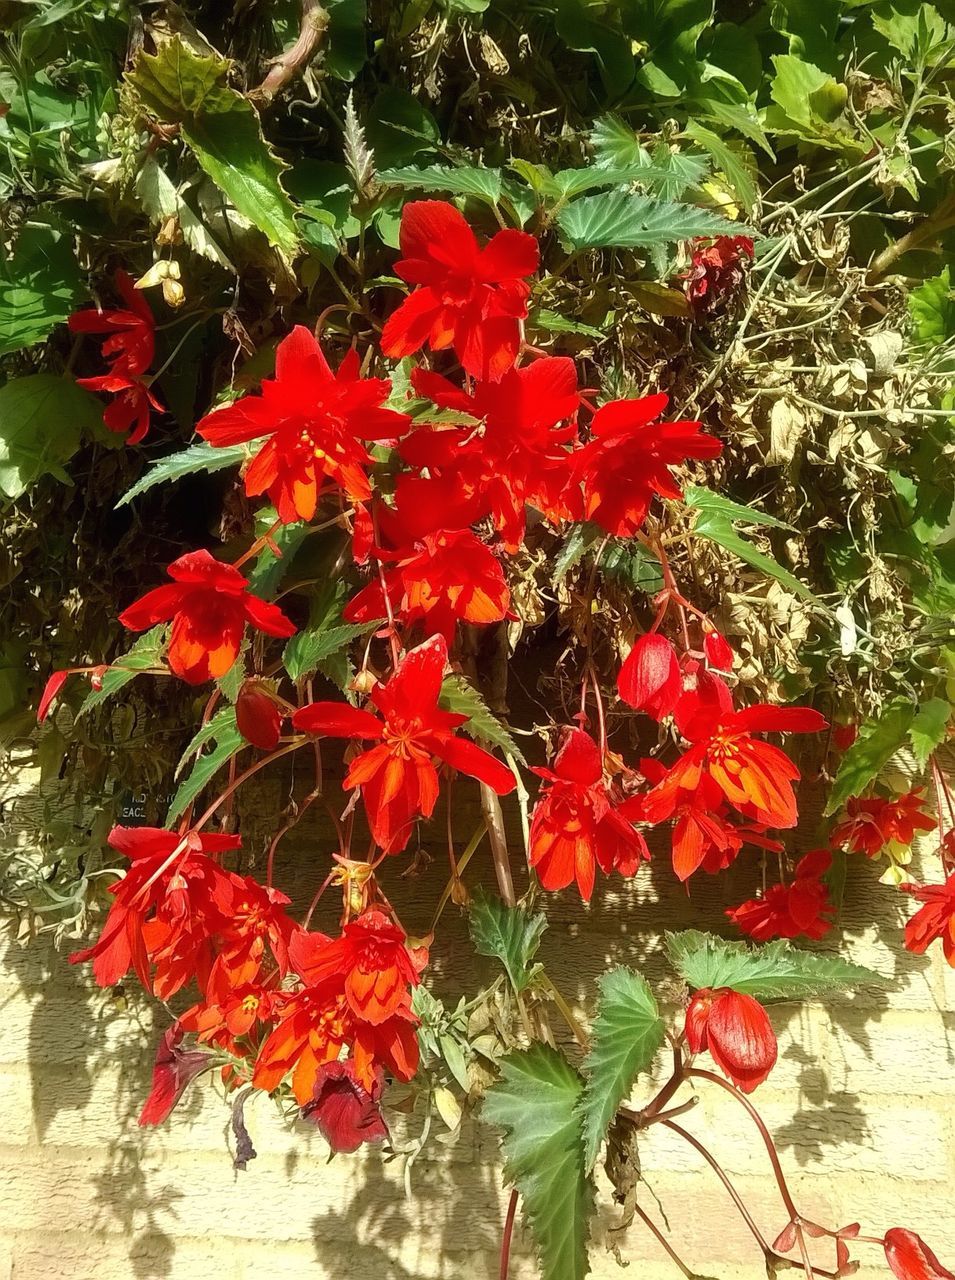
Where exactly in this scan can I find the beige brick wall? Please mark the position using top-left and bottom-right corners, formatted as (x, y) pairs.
(1, 764), (953, 1280)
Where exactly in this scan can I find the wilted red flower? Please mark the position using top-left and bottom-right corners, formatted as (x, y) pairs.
(832, 723), (858, 752)
(118, 549), (296, 685)
(69, 269), (156, 376)
(196, 326), (409, 523)
(75, 372), (164, 445)
(685, 987), (778, 1093)
(727, 849), (835, 942)
(617, 633), (682, 721)
(138, 1024), (213, 1126)
(293, 634), (515, 853)
(529, 727), (648, 901)
(575, 393), (722, 537)
(684, 235), (754, 313)
(831, 790), (935, 858)
(236, 679), (284, 750)
(294, 909), (427, 1025)
(884, 1228), (955, 1280)
(381, 201), (539, 381)
(301, 1060), (389, 1153)
(901, 871), (955, 966)
(403, 358), (581, 550)
(69, 825), (240, 997)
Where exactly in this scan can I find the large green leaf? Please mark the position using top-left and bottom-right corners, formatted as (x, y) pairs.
(116, 442), (250, 508)
(135, 156), (233, 270)
(557, 191), (744, 251)
(578, 968), (665, 1172)
(0, 221), (82, 355)
(909, 267), (955, 347)
(167, 716), (245, 823)
(825, 700), (917, 814)
(377, 164), (503, 203)
(127, 37), (299, 255)
(439, 675), (526, 765)
(284, 620), (377, 682)
(78, 627), (167, 716)
(684, 121), (758, 214)
(176, 705), (239, 778)
(0, 375), (102, 500)
(468, 889), (547, 993)
(665, 930), (885, 999)
(483, 1044), (593, 1280)
(908, 697), (951, 770)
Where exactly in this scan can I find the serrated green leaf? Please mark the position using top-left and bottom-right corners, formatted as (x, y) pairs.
(167, 718), (245, 823)
(439, 675), (526, 765)
(78, 627), (166, 716)
(176, 706), (238, 779)
(665, 930), (885, 999)
(684, 121), (758, 214)
(115, 442), (250, 509)
(246, 508), (311, 597)
(469, 888), (547, 993)
(909, 697), (951, 769)
(127, 37), (299, 254)
(377, 164), (503, 203)
(591, 115), (647, 168)
(598, 541), (664, 595)
(284, 621), (377, 682)
(826, 701), (917, 815)
(483, 1044), (593, 1280)
(528, 309), (606, 341)
(0, 375), (102, 500)
(578, 968), (665, 1172)
(554, 523), (605, 580)
(691, 513), (819, 604)
(557, 191), (745, 251)
(684, 485), (792, 530)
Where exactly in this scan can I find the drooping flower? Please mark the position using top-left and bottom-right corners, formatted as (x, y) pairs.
(528, 727), (648, 901)
(884, 1228), (955, 1280)
(196, 326), (410, 524)
(69, 269), (156, 376)
(118, 549), (296, 685)
(575, 393), (722, 538)
(235, 679), (284, 751)
(685, 987), (778, 1093)
(684, 235), (754, 313)
(702, 623), (734, 672)
(293, 634), (515, 853)
(138, 1024), (213, 1127)
(381, 201), (539, 381)
(301, 1060), (390, 1153)
(75, 371), (164, 445)
(69, 825), (240, 997)
(617, 633), (682, 721)
(831, 790), (935, 859)
(727, 849), (835, 942)
(901, 872), (955, 966)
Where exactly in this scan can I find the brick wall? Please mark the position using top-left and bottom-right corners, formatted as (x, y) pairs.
(1, 761), (953, 1280)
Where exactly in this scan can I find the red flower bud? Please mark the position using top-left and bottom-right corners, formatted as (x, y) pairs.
(702, 623), (734, 672)
(884, 1228), (955, 1280)
(684, 987), (777, 1093)
(138, 1025), (212, 1126)
(236, 680), (284, 751)
(37, 669), (69, 722)
(617, 633), (682, 720)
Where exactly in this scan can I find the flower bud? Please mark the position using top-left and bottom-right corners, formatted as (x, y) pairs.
(684, 986), (777, 1094)
(617, 633), (682, 720)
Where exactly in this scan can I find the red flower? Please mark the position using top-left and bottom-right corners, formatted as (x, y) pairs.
(181, 963), (283, 1049)
(575, 393), (722, 537)
(727, 849), (835, 942)
(381, 201), (539, 381)
(901, 872), (955, 966)
(702, 623), (734, 672)
(529, 727), (649, 901)
(643, 692), (827, 831)
(69, 825), (240, 997)
(684, 235), (754, 313)
(118, 549), (296, 685)
(75, 371), (164, 445)
(617, 633), (682, 721)
(685, 987), (778, 1093)
(884, 1229), (955, 1280)
(216, 874), (298, 979)
(293, 634), (515, 853)
(138, 1024), (213, 1127)
(69, 269), (156, 376)
(402, 358), (581, 550)
(831, 790), (935, 858)
(301, 1060), (390, 1153)
(236, 679), (284, 750)
(196, 326), (410, 523)
(37, 669), (69, 722)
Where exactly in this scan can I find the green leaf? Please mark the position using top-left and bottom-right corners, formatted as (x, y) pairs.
(764, 55), (863, 154)
(135, 156), (233, 270)
(665, 930), (886, 999)
(167, 717), (245, 824)
(598, 541), (665, 595)
(909, 267), (955, 347)
(591, 115), (646, 168)
(825, 700), (917, 814)
(771, 0), (846, 72)
(439, 675), (526, 765)
(871, 0), (950, 60)
(909, 697), (951, 769)
(284, 621), (377, 682)
(557, 191), (744, 251)
(377, 164), (503, 203)
(684, 121), (758, 214)
(127, 36), (299, 255)
(528, 309), (606, 341)
(483, 1044), (593, 1280)
(325, 0), (368, 81)
(245, 508), (311, 597)
(691, 513), (819, 604)
(468, 888), (547, 993)
(0, 375), (102, 500)
(643, 144), (711, 201)
(366, 87), (440, 168)
(176, 706), (239, 779)
(78, 627), (166, 716)
(683, 485), (792, 530)
(115, 442), (250, 508)
(578, 968), (665, 1172)
(0, 221), (82, 355)
(554, 523), (605, 580)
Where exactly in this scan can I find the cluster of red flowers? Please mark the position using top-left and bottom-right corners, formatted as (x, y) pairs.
(69, 269), (163, 444)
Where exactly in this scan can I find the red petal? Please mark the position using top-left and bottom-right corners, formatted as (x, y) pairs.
(293, 701), (383, 739)
(884, 1229), (955, 1280)
(478, 228), (540, 281)
(118, 583), (184, 631)
(236, 682), (283, 751)
(732, 705), (828, 735)
(433, 735), (516, 794)
(242, 592), (297, 639)
(381, 287), (442, 359)
(37, 669), (69, 722)
(552, 728), (602, 785)
(618, 633), (682, 720)
(706, 990), (777, 1093)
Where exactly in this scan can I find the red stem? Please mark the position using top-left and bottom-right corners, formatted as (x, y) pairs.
(500, 1188), (518, 1280)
